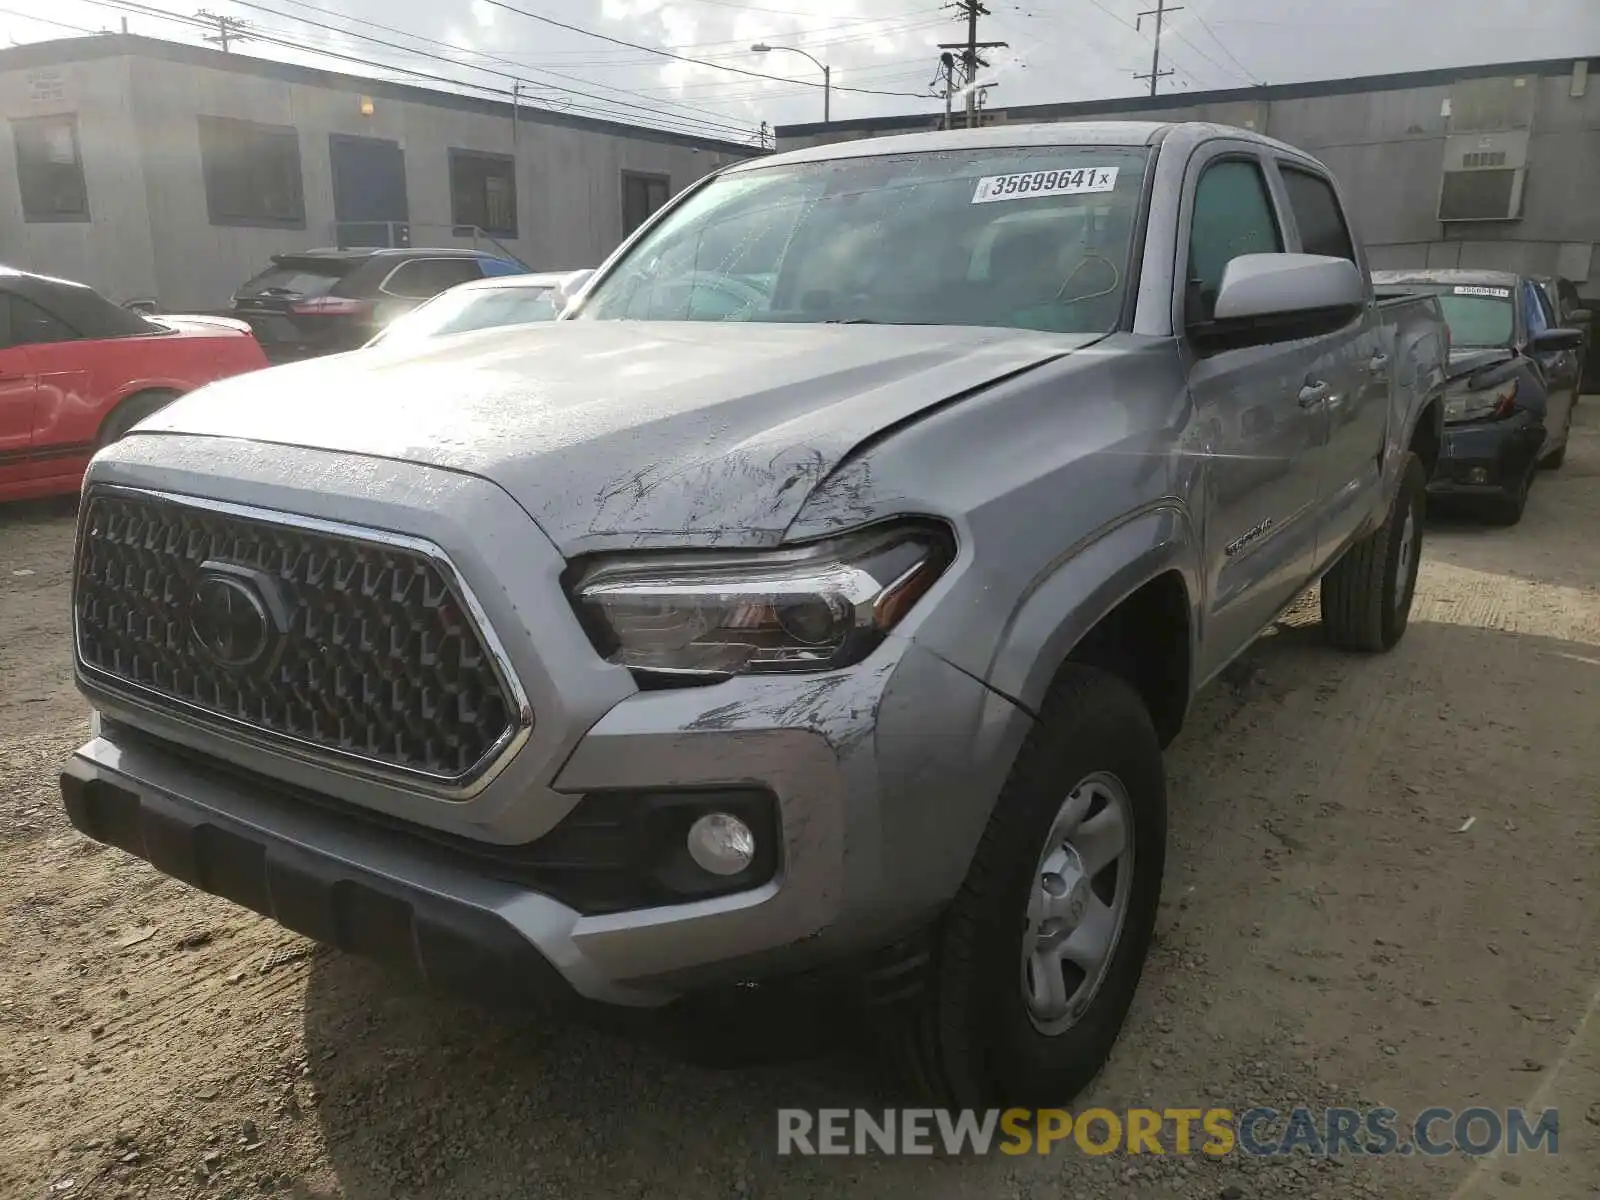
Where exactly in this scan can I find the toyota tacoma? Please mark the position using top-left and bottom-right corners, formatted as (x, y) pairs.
(61, 122), (1447, 1105)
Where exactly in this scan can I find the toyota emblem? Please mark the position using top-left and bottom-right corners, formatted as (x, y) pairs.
(190, 572), (272, 668)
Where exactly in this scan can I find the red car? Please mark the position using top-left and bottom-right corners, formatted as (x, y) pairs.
(1, 267), (268, 503)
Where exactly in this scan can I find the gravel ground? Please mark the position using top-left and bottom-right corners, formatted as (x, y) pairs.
(2, 406), (1597, 1200)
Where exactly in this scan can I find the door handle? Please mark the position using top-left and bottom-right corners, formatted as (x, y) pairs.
(1298, 380), (1330, 408)
(1368, 352), (1390, 374)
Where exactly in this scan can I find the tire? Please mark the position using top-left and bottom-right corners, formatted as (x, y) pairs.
(1543, 443), (1567, 470)
(97, 390), (180, 448)
(895, 665), (1166, 1107)
(1489, 466), (1532, 526)
(1321, 451), (1425, 652)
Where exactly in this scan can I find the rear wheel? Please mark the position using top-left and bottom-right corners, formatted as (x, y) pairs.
(1541, 410), (1572, 470)
(97, 390), (180, 448)
(1490, 465), (1532, 526)
(896, 665), (1166, 1106)
(1322, 452), (1426, 651)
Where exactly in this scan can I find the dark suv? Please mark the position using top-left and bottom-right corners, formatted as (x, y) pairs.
(230, 248), (525, 362)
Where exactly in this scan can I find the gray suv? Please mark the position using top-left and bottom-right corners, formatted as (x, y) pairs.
(62, 121), (1446, 1105)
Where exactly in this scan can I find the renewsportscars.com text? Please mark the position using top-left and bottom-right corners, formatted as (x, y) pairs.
(777, 1107), (1560, 1157)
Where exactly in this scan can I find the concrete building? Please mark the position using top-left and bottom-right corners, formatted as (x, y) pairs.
(0, 35), (752, 310)
(776, 57), (1600, 291)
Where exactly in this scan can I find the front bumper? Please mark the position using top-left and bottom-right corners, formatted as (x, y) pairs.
(1428, 411), (1544, 497)
(62, 636), (1029, 1006)
(61, 436), (1032, 1007)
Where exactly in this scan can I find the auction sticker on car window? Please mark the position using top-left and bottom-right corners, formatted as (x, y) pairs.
(1453, 286), (1511, 298)
(971, 167), (1119, 203)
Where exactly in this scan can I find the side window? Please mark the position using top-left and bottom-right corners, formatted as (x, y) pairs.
(2, 295), (81, 347)
(1186, 158), (1283, 325)
(383, 258), (484, 299)
(1279, 166), (1356, 262)
(1523, 282), (1551, 338)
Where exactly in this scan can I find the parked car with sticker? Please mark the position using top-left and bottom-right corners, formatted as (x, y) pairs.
(1375, 269), (1585, 524)
(0, 266), (267, 504)
(228, 247), (526, 363)
(63, 122), (1448, 1105)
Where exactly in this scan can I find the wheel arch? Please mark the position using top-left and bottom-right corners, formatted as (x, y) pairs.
(96, 384), (187, 447)
(986, 503), (1200, 746)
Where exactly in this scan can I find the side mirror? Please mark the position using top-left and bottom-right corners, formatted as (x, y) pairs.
(1212, 253), (1366, 323)
(1530, 327), (1586, 353)
(552, 268), (595, 315)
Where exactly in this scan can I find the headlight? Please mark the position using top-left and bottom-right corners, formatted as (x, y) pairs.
(572, 523), (953, 679)
(1444, 378), (1518, 423)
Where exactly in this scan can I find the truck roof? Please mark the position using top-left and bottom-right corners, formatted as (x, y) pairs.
(735, 120), (1312, 172)
(1372, 268), (1524, 289)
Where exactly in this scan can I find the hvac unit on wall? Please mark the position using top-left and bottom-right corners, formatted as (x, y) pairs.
(1437, 75), (1533, 222)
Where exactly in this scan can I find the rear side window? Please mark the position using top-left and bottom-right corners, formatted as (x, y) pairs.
(381, 258), (485, 299)
(1523, 281), (1553, 337)
(478, 257), (524, 278)
(1280, 167), (1356, 263)
(0, 294), (82, 347)
(1187, 158), (1283, 324)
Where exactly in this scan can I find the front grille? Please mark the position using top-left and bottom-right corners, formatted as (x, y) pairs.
(74, 489), (524, 788)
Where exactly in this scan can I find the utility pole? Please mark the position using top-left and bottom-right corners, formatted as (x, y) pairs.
(938, 51), (955, 130)
(938, 0), (1006, 129)
(1133, 0), (1181, 96)
(195, 10), (248, 52)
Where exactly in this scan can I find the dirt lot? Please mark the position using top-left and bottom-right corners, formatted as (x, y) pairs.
(2, 411), (1597, 1200)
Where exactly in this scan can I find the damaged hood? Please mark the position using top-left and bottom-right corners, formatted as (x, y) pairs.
(140, 320), (1093, 553)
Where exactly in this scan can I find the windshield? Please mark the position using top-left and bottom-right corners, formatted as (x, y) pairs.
(237, 261), (350, 301)
(1394, 284), (1516, 348)
(369, 284), (559, 345)
(577, 146), (1151, 334)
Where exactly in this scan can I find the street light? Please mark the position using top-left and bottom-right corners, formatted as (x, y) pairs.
(751, 42), (830, 124)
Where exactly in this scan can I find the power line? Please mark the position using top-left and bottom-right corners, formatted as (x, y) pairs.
(74, 0), (764, 143)
(474, 0), (935, 98)
(1186, 5), (1262, 84)
(0, 7), (108, 34)
(219, 0), (756, 137)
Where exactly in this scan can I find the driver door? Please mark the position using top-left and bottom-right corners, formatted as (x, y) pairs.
(1524, 280), (1576, 456)
(1179, 149), (1329, 685)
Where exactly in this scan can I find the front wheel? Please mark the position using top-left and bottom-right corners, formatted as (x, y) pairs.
(97, 390), (180, 448)
(1321, 451), (1426, 652)
(896, 665), (1166, 1106)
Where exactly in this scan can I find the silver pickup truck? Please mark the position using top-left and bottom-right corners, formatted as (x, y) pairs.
(60, 121), (1447, 1106)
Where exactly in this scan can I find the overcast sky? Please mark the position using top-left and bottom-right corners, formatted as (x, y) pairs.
(4, 0), (1597, 145)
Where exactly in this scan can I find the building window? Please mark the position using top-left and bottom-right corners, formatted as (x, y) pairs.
(198, 115), (305, 228)
(622, 171), (670, 236)
(12, 115), (89, 223)
(450, 150), (517, 237)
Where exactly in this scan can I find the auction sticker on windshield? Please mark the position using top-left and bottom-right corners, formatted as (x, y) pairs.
(971, 167), (1119, 204)
(1453, 286), (1511, 298)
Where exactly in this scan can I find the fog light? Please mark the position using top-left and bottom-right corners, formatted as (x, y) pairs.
(686, 813), (756, 876)
(1468, 467), (1489, 484)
